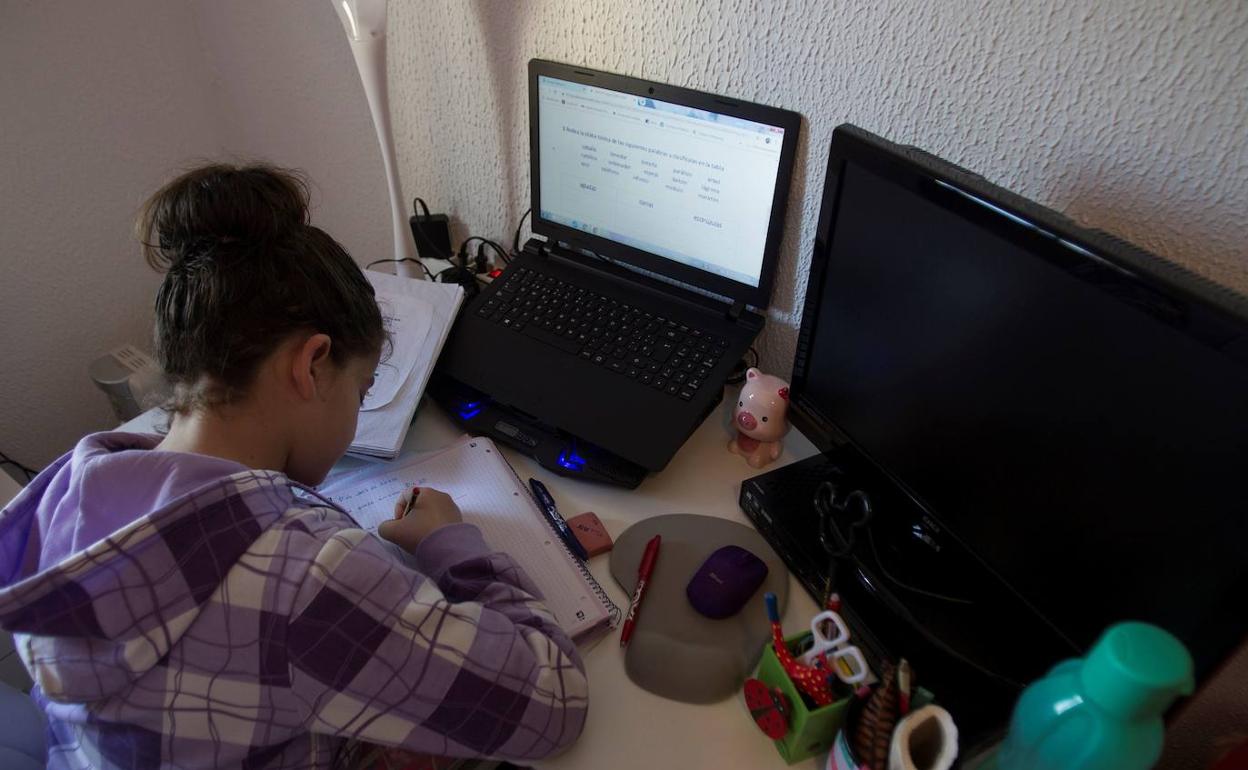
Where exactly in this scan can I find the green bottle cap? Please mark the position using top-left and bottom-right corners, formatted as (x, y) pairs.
(1080, 622), (1194, 719)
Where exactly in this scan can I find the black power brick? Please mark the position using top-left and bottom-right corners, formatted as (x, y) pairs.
(410, 210), (451, 263)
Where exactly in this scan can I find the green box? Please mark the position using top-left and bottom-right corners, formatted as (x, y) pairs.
(756, 632), (852, 764)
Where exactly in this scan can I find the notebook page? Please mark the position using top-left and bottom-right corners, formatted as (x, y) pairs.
(318, 439), (609, 639)
(352, 272), (464, 457)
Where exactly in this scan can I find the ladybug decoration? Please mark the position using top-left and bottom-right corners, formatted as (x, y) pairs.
(744, 677), (791, 739)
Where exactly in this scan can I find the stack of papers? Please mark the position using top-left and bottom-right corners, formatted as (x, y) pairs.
(350, 270), (464, 458)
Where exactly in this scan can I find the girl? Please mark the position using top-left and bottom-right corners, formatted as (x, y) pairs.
(0, 165), (587, 769)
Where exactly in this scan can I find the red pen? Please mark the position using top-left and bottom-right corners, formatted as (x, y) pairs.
(620, 535), (661, 648)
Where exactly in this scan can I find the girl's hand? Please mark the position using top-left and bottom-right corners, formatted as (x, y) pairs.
(378, 487), (462, 552)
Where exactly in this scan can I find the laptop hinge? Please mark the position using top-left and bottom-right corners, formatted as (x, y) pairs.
(726, 299), (747, 322)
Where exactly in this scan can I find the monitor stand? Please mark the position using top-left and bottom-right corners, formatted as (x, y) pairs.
(429, 374), (648, 488)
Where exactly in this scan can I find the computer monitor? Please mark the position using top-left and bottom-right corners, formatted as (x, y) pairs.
(790, 125), (1248, 684)
(528, 60), (800, 309)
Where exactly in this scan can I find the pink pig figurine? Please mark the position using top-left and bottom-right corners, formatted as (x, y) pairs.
(729, 368), (790, 468)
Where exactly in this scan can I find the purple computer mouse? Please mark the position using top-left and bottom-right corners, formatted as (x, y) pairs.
(686, 545), (769, 619)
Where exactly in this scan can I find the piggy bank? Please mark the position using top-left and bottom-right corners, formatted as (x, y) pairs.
(728, 368), (790, 468)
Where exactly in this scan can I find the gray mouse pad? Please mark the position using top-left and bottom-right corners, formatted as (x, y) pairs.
(609, 513), (789, 704)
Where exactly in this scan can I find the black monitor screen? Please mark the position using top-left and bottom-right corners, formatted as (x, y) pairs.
(798, 137), (1248, 678)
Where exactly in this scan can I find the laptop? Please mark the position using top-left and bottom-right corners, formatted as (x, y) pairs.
(433, 59), (800, 484)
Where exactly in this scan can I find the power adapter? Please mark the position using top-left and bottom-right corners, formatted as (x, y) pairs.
(409, 199), (452, 262)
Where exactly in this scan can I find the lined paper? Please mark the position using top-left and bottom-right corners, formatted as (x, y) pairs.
(319, 438), (610, 639)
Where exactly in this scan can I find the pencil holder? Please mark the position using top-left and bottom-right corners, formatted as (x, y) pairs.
(756, 632), (852, 764)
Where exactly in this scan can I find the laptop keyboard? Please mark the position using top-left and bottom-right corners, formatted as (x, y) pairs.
(475, 266), (731, 400)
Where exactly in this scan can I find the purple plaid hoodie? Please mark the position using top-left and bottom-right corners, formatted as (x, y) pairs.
(0, 432), (588, 769)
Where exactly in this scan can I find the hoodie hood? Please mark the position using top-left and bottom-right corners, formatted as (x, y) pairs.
(0, 432), (293, 703)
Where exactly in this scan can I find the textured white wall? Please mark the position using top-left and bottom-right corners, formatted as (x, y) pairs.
(383, 0), (1248, 376)
(0, 0), (224, 468)
(190, 0), (393, 267)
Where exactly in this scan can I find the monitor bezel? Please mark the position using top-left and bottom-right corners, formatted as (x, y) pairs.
(788, 122), (1248, 679)
(791, 123), (1248, 452)
(528, 59), (801, 309)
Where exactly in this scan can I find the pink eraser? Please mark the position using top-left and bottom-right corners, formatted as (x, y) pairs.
(567, 512), (613, 557)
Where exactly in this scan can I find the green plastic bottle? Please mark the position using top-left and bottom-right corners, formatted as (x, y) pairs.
(982, 622), (1194, 770)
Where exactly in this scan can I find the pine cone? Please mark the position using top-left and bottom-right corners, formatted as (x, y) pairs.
(852, 661), (899, 770)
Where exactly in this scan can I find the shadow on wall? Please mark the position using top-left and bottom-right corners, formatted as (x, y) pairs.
(757, 113), (814, 376)
(472, 2), (528, 223)
(1042, 154), (1248, 294)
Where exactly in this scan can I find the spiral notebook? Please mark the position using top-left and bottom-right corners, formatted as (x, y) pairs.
(318, 437), (619, 642)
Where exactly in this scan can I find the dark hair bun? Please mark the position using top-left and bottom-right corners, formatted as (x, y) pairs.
(140, 162), (386, 414)
(138, 163), (311, 271)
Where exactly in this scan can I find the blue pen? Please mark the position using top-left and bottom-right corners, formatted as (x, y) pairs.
(528, 477), (590, 561)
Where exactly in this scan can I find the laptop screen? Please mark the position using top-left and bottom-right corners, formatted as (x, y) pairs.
(535, 73), (788, 290)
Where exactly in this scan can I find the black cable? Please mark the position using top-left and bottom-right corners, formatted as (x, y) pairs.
(726, 347), (760, 384)
(512, 208), (532, 257)
(814, 484), (1024, 688)
(365, 257), (436, 281)
(412, 197), (431, 219)
(456, 237), (512, 276)
(477, 239), (511, 267)
(0, 450), (38, 482)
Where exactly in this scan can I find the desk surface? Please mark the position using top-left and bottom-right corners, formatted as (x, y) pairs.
(407, 393), (822, 770)
(123, 389), (823, 769)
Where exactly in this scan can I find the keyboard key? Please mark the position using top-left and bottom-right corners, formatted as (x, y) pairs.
(592, 354), (606, 365)
(673, 372), (687, 383)
(665, 382), (680, 395)
(654, 377), (668, 389)
(609, 361), (625, 373)
(686, 379), (702, 391)
(626, 367), (639, 378)
(640, 373), (653, 384)
(678, 389), (695, 400)
(653, 342), (674, 363)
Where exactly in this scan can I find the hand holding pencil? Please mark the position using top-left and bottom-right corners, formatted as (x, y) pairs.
(378, 486), (462, 552)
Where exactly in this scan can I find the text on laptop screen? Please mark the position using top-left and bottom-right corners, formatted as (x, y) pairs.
(537, 75), (785, 288)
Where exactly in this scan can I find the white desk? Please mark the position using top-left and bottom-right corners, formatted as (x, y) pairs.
(421, 395), (822, 770)
(122, 392), (824, 769)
